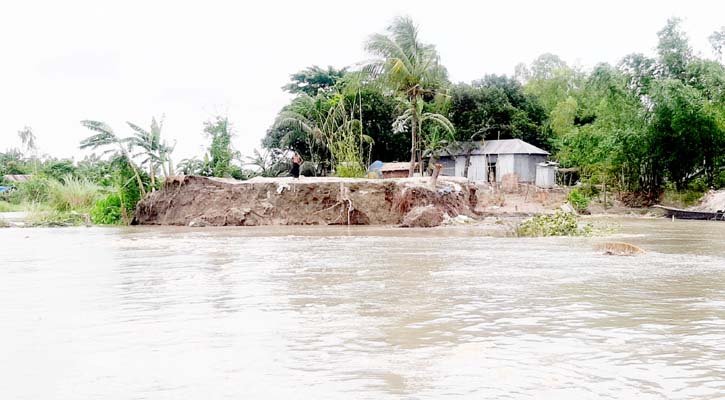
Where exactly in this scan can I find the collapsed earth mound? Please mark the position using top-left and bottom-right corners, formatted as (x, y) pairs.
(133, 176), (478, 227)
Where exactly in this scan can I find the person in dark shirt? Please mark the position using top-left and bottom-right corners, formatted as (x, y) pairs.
(291, 152), (303, 178)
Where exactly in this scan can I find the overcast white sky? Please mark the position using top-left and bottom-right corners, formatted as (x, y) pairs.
(1, 0), (723, 162)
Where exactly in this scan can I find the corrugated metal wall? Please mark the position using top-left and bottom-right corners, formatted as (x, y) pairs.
(439, 157), (456, 176)
(496, 154), (515, 181)
(440, 154), (547, 183)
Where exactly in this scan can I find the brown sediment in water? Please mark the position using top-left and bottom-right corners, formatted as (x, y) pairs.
(594, 242), (646, 256)
(133, 176), (478, 227)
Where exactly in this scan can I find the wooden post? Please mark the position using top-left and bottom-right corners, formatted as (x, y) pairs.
(430, 163), (442, 189)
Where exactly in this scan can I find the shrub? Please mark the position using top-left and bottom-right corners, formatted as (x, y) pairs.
(91, 193), (124, 225)
(567, 188), (590, 213)
(16, 176), (52, 203)
(334, 162), (366, 178)
(516, 211), (592, 237)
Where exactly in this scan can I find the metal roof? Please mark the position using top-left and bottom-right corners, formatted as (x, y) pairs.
(445, 139), (549, 156)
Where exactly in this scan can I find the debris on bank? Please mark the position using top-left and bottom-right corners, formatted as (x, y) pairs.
(134, 176), (478, 227)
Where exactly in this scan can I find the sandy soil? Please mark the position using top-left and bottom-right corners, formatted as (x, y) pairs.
(134, 175), (478, 227)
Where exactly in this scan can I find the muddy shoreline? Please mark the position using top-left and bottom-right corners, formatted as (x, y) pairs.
(133, 176), (480, 227)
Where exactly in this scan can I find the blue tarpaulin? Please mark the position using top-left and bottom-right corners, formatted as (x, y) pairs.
(0, 186), (12, 193)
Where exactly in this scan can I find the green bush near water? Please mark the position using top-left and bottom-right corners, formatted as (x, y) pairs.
(516, 211), (593, 237)
(567, 188), (590, 213)
(91, 193), (124, 225)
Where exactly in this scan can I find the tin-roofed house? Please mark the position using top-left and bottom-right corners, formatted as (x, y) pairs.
(438, 139), (549, 183)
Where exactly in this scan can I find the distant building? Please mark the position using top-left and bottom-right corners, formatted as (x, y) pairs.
(380, 162), (417, 178)
(438, 139), (549, 183)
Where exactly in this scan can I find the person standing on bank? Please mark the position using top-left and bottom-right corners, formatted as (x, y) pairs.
(291, 152), (303, 178)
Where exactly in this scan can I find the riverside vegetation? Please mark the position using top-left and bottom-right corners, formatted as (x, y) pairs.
(2, 16), (725, 229)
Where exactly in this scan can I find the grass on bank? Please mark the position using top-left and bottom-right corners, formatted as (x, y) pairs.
(0, 201), (27, 212)
(9, 177), (103, 227)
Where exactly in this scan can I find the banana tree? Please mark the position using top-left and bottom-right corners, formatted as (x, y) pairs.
(80, 120), (147, 197)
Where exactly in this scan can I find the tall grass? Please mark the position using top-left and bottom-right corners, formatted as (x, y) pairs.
(48, 177), (102, 212)
(25, 177), (102, 226)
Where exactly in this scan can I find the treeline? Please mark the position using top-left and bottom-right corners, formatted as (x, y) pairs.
(3, 16), (725, 225)
(0, 116), (263, 224)
(264, 17), (725, 203)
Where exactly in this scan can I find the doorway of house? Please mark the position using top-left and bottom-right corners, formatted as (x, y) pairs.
(487, 162), (496, 183)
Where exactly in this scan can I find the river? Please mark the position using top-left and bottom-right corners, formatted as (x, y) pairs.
(1, 218), (724, 399)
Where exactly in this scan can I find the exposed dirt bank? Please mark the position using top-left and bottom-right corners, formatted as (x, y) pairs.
(134, 176), (478, 227)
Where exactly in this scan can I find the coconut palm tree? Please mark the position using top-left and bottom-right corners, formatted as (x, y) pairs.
(276, 94), (373, 177)
(365, 16), (453, 176)
(80, 120), (147, 197)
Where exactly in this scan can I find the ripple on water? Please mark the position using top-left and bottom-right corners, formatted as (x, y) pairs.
(0, 220), (724, 399)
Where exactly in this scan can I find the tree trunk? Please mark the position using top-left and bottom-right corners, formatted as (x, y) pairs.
(149, 163), (156, 192)
(161, 157), (169, 178)
(408, 98), (419, 177)
(430, 163), (442, 188)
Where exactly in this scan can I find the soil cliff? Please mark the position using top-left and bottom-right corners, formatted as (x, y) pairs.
(133, 176), (478, 226)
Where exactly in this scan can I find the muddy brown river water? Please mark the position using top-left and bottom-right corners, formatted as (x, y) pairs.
(1, 217), (724, 399)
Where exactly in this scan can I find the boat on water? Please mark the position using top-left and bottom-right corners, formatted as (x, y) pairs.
(653, 205), (725, 221)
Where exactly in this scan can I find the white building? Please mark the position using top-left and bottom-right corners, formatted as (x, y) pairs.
(438, 139), (549, 183)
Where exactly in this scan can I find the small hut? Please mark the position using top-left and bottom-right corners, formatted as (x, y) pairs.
(380, 162), (417, 178)
(535, 162), (558, 189)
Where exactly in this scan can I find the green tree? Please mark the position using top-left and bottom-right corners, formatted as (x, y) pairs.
(283, 66), (347, 96)
(18, 126), (38, 174)
(656, 17), (693, 80)
(448, 76), (548, 147)
(709, 27), (725, 61)
(649, 79), (723, 188)
(79, 120), (147, 197)
(203, 115), (237, 177)
(127, 116), (175, 188)
(365, 16), (453, 176)
(276, 93), (373, 177)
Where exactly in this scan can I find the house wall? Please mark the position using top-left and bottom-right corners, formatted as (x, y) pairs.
(438, 157), (456, 176)
(496, 154), (515, 182)
(536, 165), (556, 188)
(382, 170), (409, 178)
(451, 155), (488, 181)
(454, 157), (465, 178)
(468, 155), (487, 181)
(442, 154), (547, 182)
(513, 155), (546, 182)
